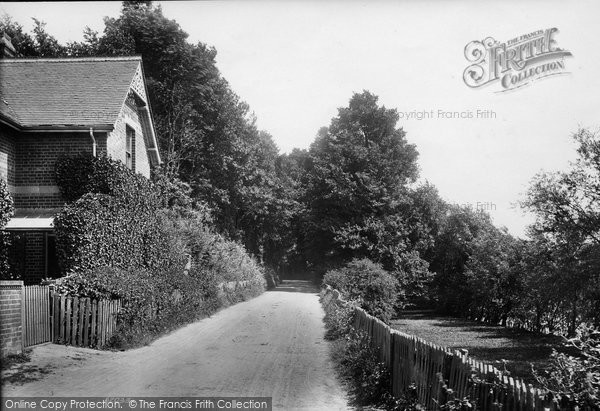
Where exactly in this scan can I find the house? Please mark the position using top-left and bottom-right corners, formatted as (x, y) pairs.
(0, 35), (161, 284)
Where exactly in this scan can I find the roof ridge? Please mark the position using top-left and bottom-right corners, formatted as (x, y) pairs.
(0, 55), (142, 63)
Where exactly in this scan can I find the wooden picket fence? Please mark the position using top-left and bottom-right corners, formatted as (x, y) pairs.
(322, 286), (573, 411)
(52, 294), (121, 348)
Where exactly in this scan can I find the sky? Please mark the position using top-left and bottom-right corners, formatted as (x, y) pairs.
(2, 1), (600, 238)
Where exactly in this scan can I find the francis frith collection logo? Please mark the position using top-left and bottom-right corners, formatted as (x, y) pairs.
(463, 28), (572, 92)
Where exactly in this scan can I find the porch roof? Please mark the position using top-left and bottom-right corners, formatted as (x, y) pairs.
(4, 209), (58, 230)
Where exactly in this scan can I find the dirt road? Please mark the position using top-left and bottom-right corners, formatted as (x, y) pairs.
(2, 281), (349, 410)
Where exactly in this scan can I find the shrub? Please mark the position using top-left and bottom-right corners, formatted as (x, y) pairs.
(0, 179), (13, 227)
(55, 197), (265, 349)
(151, 167), (194, 210)
(56, 153), (157, 204)
(54, 155), (185, 276)
(321, 297), (354, 340)
(533, 326), (600, 409)
(53, 154), (265, 349)
(324, 258), (399, 322)
(56, 262), (221, 349)
(0, 179), (14, 278)
(164, 211), (266, 286)
(54, 194), (185, 275)
(107, 264), (224, 348)
(321, 290), (421, 410)
(342, 328), (395, 406)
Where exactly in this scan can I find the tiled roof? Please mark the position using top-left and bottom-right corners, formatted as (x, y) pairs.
(0, 56), (141, 128)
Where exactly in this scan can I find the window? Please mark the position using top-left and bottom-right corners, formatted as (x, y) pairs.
(126, 126), (134, 170)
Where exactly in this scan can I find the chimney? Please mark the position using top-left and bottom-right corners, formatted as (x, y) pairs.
(0, 33), (16, 58)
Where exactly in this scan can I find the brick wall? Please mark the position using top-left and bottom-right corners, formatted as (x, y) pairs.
(11, 131), (107, 208)
(15, 131), (105, 185)
(107, 99), (151, 178)
(12, 193), (63, 209)
(0, 281), (23, 356)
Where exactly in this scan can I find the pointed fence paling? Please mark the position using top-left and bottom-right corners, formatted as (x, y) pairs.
(323, 286), (571, 411)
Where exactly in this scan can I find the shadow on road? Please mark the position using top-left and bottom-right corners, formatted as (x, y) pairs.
(270, 280), (319, 294)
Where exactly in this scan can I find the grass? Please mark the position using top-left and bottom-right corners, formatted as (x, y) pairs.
(391, 310), (577, 383)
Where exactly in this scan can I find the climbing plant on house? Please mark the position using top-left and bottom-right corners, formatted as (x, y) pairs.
(0, 179), (14, 277)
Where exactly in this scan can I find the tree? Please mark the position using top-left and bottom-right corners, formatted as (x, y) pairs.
(523, 128), (600, 246)
(521, 128), (600, 334)
(299, 91), (438, 309)
(276, 149), (311, 275)
(429, 205), (494, 315)
(302, 91), (420, 272)
(0, 15), (54, 57)
(31, 18), (66, 57)
(66, 27), (100, 57)
(462, 225), (521, 325)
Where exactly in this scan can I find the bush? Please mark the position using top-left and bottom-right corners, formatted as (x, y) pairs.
(53, 155), (265, 348)
(151, 167), (194, 210)
(54, 154), (181, 276)
(342, 328), (396, 406)
(55, 207), (266, 349)
(107, 264), (224, 348)
(321, 290), (421, 410)
(533, 326), (600, 409)
(321, 297), (354, 341)
(54, 194), (185, 275)
(54, 155), (185, 276)
(0, 179), (13, 227)
(56, 153), (157, 204)
(324, 258), (399, 322)
(164, 210), (266, 285)
(0, 179), (14, 278)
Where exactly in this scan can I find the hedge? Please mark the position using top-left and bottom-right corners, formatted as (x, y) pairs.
(163, 210), (266, 291)
(54, 194), (183, 275)
(55, 153), (156, 203)
(53, 154), (265, 348)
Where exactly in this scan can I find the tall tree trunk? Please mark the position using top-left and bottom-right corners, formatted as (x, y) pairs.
(568, 299), (578, 337)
